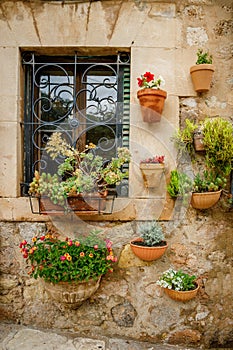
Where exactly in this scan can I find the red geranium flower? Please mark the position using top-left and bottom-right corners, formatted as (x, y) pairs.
(144, 71), (154, 82)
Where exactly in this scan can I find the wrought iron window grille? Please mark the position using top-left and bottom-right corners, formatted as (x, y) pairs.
(21, 51), (130, 198)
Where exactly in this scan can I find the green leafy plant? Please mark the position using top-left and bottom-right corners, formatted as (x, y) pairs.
(29, 133), (131, 205)
(202, 117), (233, 176)
(156, 269), (197, 291)
(172, 119), (198, 156)
(193, 170), (227, 193)
(196, 49), (213, 65)
(167, 170), (193, 199)
(19, 229), (117, 283)
(138, 221), (165, 246)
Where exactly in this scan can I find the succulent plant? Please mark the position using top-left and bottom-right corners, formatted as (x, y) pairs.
(138, 221), (165, 246)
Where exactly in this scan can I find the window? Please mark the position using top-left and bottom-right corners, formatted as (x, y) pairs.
(21, 51), (130, 196)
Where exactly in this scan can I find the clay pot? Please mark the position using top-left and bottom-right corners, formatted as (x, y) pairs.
(137, 88), (167, 122)
(191, 190), (222, 209)
(193, 132), (205, 152)
(43, 277), (102, 309)
(139, 163), (165, 188)
(130, 238), (168, 261)
(190, 64), (215, 92)
(163, 283), (199, 302)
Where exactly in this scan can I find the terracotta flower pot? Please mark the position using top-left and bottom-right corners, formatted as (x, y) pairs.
(140, 163), (165, 188)
(191, 190), (222, 209)
(193, 132), (205, 152)
(39, 196), (64, 215)
(130, 238), (168, 261)
(137, 88), (167, 122)
(163, 283), (199, 302)
(43, 277), (102, 309)
(190, 64), (215, 92)
(67, 191), (108, 213)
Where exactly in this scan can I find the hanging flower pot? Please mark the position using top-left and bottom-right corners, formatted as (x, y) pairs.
(139, 155), (165, 188)
(43, 277), (102, 309)
(156, 269), (199, 302)
(130, 221), (168, 262)
(193, 131), (205, 152)
(137, 89), (167, 122)
(137, 71), (167, 122)
(191, 190), (222, 209)
(190, 49), (214, 93)
(163, 283), (199, 302)
(130, 238), (168, 261)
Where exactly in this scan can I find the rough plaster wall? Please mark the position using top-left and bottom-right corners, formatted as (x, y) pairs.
(0, 0), (233, 348)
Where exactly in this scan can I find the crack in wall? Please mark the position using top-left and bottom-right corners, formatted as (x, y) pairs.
(28, 3), (42, 45)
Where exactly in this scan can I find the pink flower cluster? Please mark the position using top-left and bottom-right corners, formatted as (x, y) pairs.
(140, 155), (165, 164)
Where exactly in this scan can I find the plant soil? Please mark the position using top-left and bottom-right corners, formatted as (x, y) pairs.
(131, 240), (167, 247)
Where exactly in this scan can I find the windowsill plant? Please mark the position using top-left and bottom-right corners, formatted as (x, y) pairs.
(190, 48), (214, 92)
(130, 220), (168, 261)
(156, 268), (199, 301)
(29, 132), (131, 213)
(137, 71), (167, 122)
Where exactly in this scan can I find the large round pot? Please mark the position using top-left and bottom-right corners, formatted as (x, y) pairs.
(163, 283), (199, 302)
(191, 190), (222, 209)
(43, 277), (102, 309)
(137, 88), (167, 122)
(130, 238), (168, 261)
(190, 64), (215, 92)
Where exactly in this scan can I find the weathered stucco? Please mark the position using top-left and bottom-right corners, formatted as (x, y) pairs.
(0, 0), (232, 348)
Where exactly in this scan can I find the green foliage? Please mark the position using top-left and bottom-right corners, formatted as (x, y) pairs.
(202, 117), (233, 176)
(193, 170), (227, 193)
(167, 170), (193, 198)
(138, 221), (165, 246)
(172, 119), (198, 155)
(19, 229), (117, 283)
(29, 133), (131, 206)
(156, 269), (197, 291)
(196, 49), (213, 65)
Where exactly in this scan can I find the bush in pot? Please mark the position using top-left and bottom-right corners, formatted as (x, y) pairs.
(139, 155), (165, 189)
(19, 229), (117, 307)
(130, 221), (168, 261)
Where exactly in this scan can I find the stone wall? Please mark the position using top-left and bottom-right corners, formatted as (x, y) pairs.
(0, 0), (232, 348)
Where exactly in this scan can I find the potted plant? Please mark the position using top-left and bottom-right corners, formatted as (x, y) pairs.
(191, 170), (227, 209)
(156, 268), (199, 302)
(137, 71), (167, 122)
(29, 132), (131, 214)
(190, 49), (215, 92)
(167, 170), (193, 202)
(140, 155), (165, 188)
(19, 229), (117, 308)
(130, 221), (168, 261)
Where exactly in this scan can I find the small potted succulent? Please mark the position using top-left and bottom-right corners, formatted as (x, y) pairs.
(167, 170), (193, 202)
(190, 48), (214, 93)
(19, 229), (117, 308)
(191, 170), (227, 209)
(130, 220), (168, 261)
(137, 71), (167, 122)
(140, 155), (165, 189)
(156, 268), (199, 302)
